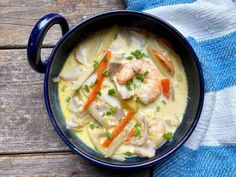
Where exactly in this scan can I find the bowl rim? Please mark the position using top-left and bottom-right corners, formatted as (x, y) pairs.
(44, 10), (204, 169)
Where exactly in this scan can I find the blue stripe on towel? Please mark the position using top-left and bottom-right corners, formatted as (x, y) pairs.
(186, 31), (236, 92)
(125, 0), (196, 11)
(154, 146), (236, 177)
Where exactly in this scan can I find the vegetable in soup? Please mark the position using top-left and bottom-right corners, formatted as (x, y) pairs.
(56, 26), (188, 160)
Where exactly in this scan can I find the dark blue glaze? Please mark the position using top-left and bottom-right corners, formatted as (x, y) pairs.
(27, 10), (204, 169)
(27, 13), (69, 73)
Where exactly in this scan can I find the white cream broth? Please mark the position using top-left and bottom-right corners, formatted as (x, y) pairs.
(57, 26), (188, 160)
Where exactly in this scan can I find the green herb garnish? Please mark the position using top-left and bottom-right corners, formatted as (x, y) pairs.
(97, 89), (102, 96)
(61, 85), (66, 92)
(106, 131), (113, 140)
(105, 111), (112, 115)
(84, 84), (90, 93)
(108, 88), (116, 95)
(134, 121), (141, 128)
(131, 50), (145, 59)
(93, 60), (99, 71)
(126, 84), (132, 91)
(162, 100), (166, 105)
(66, 96), (71, 103)
(89, 80), (98, 89)
(102, 70), (110, 77)
(126, 56), (133, 60)
(124, 151), (134, 156)
(126, 79), (133, 91)
(90, 124), (98, 130)
(135, 71), (149, 82)
(106, 106), (117, 115)
(162, 132), (173, 141)
(134, 127), (141, 138)
(135, 73), (144, 82)
(110, 106), (116, 114)
(143, 70), (149, 76)
(156, 106), (160, 112)
(89, 82), (95, 89)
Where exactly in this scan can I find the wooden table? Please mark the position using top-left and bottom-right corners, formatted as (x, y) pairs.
(0, 0), (152, 176)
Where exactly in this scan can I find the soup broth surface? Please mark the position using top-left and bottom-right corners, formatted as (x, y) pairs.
(56, 26), (188, 160)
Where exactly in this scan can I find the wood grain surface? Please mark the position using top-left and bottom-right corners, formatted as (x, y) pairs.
(0, 0), (153, 176)
(0, 152), (151, 177)
(0, 49), (70, 154)
(0, 0), (125, 48)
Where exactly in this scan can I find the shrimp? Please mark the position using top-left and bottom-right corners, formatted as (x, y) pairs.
(148, 118), (166, 147)
(116, 60), (162, 104)
(133, 117), (166, 158)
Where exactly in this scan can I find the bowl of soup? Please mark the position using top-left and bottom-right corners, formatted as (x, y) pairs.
(27, 10), (204, 169)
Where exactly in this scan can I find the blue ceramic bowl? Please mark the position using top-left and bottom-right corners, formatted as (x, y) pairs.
(27, 10), (204, 169)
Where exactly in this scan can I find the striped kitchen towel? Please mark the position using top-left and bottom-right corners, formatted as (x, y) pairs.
(125, 0), (236, 176)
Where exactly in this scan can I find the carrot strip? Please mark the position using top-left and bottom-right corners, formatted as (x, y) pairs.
(151, 48), (174, 74)
(161, 78), (170, 98)
(83, 50), (111, 110)
(124, 127), (135, 144)
(102, 112), (135, 148)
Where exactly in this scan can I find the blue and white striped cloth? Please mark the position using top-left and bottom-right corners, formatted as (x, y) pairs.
(125, 0), (236, 176)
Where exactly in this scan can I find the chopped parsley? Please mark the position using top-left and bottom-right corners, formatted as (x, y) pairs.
(97, 89), (102, 96)
(110, 106), (117, 114)
(126, 56), (133, 60)
(90, 124), (98, 130)
(131, 50), (145, 59)
(133, 121), (141, 138)
(108, 88), (116, 95)
(84, 84), (90, 93)
(135, 73), (144, 82)
(106, 106), (117, 115)
(61, 85), (66, 92)
(124, 151), (134, 156)
(162, 132), (173, 141)
(143, 70), (149, 76)
(65, 96), (71, 103)
(134, 127), (141, 138)
(89, 80), (98, 89)
(156, 106), (160, 112)
(126, 79), (133, 91)
(126, 84), (132, 91)
(106, 131), (113, 140)
(105, 111), (112, 116)
(134, 121), (141, 128)
(93, 60), (99, 71)
(162, 100), (166, 105)
(102, 70), (110, 77)
(135, 71), (149, 82)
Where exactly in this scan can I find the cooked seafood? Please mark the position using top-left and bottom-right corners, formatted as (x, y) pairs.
(56, 26), (188, 160)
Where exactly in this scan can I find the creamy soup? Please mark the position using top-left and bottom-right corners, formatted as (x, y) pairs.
(55, 26), (188, 160)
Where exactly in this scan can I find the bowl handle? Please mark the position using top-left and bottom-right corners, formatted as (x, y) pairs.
(27, 13), (69, 73)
